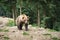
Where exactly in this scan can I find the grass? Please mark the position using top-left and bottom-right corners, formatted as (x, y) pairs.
(52, 37), (60, 40)
(4, 36), (9, 40)
(0, 29), (9, 32)
(48, 29), (57, 32)
(43, 33), (51, 36)
(0, 34), (9, 40)
(7, 19), (15, 27)
(4, 29), (9, 32)
(0, 29), (3, 32)
(23, 31), (29, 35)
(43, 33), (60, 40)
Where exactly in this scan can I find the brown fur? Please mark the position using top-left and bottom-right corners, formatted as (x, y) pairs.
(16, 14), (29, 31)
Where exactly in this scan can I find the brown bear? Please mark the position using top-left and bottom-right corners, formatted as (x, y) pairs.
(16, 14), (29, 31)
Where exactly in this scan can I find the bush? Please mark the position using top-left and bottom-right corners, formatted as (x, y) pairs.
(32, 23), (37, 27)
(41, 16), (50, 28)
(40, 20), (45, 27)
(7, 19), (15, 27)
(53, 22), (60, 31)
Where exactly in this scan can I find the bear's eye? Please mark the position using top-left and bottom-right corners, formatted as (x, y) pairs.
(22, 17), (24, 19)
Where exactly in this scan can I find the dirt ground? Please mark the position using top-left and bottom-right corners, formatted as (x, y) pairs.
(0, 26), (60, 40)
(0, 17), (60, 40)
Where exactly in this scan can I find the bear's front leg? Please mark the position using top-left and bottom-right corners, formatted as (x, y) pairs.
(19, 25), (22, 30)
(20, 23), (23, 30)
(18, 23), (23, 30)
(25, 23), (28, 31)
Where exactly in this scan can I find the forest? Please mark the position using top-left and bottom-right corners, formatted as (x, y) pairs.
(0, 0), (60, 40)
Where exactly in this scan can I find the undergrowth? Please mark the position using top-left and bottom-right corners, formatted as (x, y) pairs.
(7, 19), (15, 27)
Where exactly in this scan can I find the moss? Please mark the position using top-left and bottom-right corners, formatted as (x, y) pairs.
(43, 33), (51, 36)
(0, 29), (3, 32)
(0, 29), (9, 32)
(4, 29), (9, 32)
(23, 31), (29, 35)
(4, 36), (9, 40)
(52, 37), (60, 40)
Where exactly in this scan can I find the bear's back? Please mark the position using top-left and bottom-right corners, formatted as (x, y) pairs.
(16, 14), (28, 25)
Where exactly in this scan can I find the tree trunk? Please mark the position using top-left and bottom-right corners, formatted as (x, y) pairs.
(20, 0), (22, 15)
(37, 9), (40, 27)
(12, 5), (17, 25)
(20, 6), (22, 15)
(12, 9), (14, 21)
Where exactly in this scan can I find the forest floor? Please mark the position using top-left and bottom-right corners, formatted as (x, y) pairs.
(0, 17), (60, 40)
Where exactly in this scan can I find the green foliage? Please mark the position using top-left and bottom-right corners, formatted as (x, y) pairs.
(0, 29), (3, 32)
(41, 16), (50, 27)
(53, 22), (60, 31)
(52, 37), (60, 40)
(23, 31), (29, 35)
(32, 23), (37, 27)
(48, 29), (57, 32)
(4, 29), (9, 32)
(0, 29), (9, 32)
(7, 20), (15, 27)
(41, 20), (45, 27)
(4, 36), (9, 40)
(43, 33), (51, 36)
(0, 0), (60, 31)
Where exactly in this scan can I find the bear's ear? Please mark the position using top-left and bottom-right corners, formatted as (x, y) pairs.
(27, 16), (30, 18)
